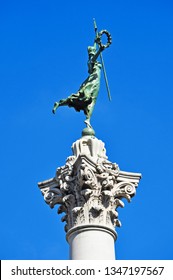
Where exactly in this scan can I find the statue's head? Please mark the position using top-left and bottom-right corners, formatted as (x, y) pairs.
(87, 45), (96, 56)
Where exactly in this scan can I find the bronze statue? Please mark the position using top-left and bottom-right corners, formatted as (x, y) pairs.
(52, 20), (112, 129)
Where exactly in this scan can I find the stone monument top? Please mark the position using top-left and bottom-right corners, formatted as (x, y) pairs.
(38, 20), (142, 259)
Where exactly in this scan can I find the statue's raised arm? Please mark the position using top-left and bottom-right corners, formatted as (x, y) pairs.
(52, 21), (112, 131)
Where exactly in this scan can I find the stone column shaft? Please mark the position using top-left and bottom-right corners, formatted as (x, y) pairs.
(67, 226), (115, 260)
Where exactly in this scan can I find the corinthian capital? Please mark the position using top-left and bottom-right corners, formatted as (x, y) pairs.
(38, 135), (141, 237)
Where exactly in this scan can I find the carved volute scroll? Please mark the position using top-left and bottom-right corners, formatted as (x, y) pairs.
(38, 135), (141, 237)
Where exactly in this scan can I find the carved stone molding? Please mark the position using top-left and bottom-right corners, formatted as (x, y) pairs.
(38, 135), (141, 237)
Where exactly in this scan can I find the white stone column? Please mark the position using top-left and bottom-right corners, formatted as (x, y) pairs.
(67, 225), (116, 260)
(38, 134), (141, 260)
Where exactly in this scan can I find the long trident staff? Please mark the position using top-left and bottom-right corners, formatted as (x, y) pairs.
(93, 18), (112, 101)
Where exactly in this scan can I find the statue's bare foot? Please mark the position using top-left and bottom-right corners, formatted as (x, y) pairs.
(82, 119), (95, 136)
(84, 119), (92, 128)
(52, 102), (59, 114)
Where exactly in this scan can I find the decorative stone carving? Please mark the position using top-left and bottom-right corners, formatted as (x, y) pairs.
(38, 135), (141, 237)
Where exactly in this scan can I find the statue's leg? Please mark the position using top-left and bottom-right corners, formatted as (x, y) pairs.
(84, 100), (96, 128)
(84, 100), (96, 122)
(52, 98), (71, 114)
(84, 117), (92, 128)
(52, 102), (59, 114)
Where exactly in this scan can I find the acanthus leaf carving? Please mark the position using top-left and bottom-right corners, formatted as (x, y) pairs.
(114, 182), (137, 202)
(38, 136), (141, 236)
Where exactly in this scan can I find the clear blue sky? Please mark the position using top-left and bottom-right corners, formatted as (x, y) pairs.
(0, 0), (173, 260)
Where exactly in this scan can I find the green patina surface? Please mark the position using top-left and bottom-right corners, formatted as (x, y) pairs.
(52, 20), (112, 130)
